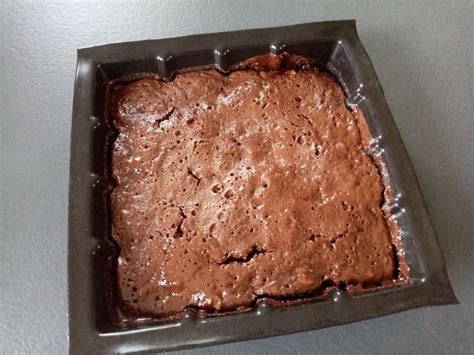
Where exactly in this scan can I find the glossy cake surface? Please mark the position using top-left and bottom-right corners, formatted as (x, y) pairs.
(110, 64), (398, 317)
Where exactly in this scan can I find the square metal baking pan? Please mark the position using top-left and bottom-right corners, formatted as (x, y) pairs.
(68, 20), (457, 353)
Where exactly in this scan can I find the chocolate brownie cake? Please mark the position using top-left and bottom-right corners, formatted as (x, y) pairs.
(110, 56), (403, 318)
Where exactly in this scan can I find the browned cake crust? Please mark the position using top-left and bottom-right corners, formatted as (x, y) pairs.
(110, 64), (399, 318)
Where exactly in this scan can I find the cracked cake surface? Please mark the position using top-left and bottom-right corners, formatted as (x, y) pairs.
(110, 62), (399, 318)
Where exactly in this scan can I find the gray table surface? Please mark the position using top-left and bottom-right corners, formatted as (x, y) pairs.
(1, 0), (473, 353)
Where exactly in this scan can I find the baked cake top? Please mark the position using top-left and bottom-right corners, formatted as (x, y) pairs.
(110, 63), (398, 318)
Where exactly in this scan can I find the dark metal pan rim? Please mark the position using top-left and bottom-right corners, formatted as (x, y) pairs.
(69, 20), (457, 353)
